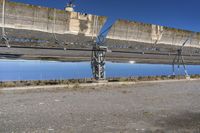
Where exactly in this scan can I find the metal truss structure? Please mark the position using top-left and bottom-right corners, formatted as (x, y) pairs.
(91, 45), (107, 80)
(90, 25), (113, 80)
(172, 37), (192, 77)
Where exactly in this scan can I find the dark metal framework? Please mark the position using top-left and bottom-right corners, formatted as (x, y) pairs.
(172, 37), (191, 77)
(91, 45), (107, 80)
(90, 25), (113, 80)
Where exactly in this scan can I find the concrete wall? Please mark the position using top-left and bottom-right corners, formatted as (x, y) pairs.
(0, 0), (106, 37)
(0, 0), (199, 50)
(107, 20), (200, 48)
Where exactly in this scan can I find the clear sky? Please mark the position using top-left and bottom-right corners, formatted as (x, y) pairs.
(11, 0), (200, 32)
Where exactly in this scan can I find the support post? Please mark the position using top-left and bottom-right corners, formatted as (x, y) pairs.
(91, 45), (107, 80)
(172, 49), (190, 79)
(171, 36), (192, 79)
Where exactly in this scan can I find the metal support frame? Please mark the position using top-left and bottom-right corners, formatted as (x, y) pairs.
(171, 37), (192, 77)
(91, 45), (107, 80)
(172, 49), (189, 77)
(90, 23), (113, 80)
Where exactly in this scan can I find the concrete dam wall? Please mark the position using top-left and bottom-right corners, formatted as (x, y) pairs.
(0, 0), (200, 64)
(107, 20), (200, 48)
(0, 0), (106, 48)
(0, 0), (107, 35)
(0, 0), (199, 49)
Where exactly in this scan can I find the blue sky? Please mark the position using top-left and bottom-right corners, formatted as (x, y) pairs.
(11, 0), (200, 32)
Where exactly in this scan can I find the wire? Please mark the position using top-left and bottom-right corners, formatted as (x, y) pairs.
(1, 0), (10, 48)
(180, 33), (195, 50)
(52, 9), (67, 51)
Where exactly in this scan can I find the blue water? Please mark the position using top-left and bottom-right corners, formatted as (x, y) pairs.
(0, 59), (200, 81)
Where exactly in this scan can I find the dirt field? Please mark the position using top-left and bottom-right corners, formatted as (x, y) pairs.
(0, 80), (200, 132)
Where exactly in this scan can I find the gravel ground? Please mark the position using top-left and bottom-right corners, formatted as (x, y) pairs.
(0, 80), (200, 133)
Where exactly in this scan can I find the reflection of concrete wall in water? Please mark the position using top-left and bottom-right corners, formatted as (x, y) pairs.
(0, 0), (107, 38)
(107, 20), (200, 48)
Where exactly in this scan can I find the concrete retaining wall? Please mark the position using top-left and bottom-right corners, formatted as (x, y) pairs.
(0, 0), (106, 37)
(0, 0), (199, 50)
(107, 20), (200, 48)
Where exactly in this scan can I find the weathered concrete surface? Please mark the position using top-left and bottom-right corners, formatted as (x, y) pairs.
(0, 0), (106, 36)
(0, 0), (200, 63)
(107, 20), (200, 48)
(1, 80), (200, 132)
(0, 0), (199, 49)
(0, 0), (106, 48)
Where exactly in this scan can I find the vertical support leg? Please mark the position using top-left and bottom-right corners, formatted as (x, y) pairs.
(172, 55), (177, 76)
(91, 46), (107, 80)
(181, 55), (189, 77)
(172, 49), (190, 79)
(2, 0), (5, 37)
(177, 54), (180, 75)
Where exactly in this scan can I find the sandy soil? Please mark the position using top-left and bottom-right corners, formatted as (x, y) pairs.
(0, 80), (200, 132)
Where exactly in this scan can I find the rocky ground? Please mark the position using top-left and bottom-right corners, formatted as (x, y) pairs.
(0, 80), (200, 133)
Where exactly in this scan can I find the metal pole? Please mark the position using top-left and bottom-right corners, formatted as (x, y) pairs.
(2, 0), (5, 36)
(181, 55), (189, 77)
(172, 55), (177, 76)
(1, 0), (10, 48)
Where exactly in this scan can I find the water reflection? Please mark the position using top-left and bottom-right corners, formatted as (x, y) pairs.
(0, 59), (200, 81)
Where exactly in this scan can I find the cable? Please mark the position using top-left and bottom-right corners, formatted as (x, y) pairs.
(52, 9), (67, 51)
(1, 0), (10, 48)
